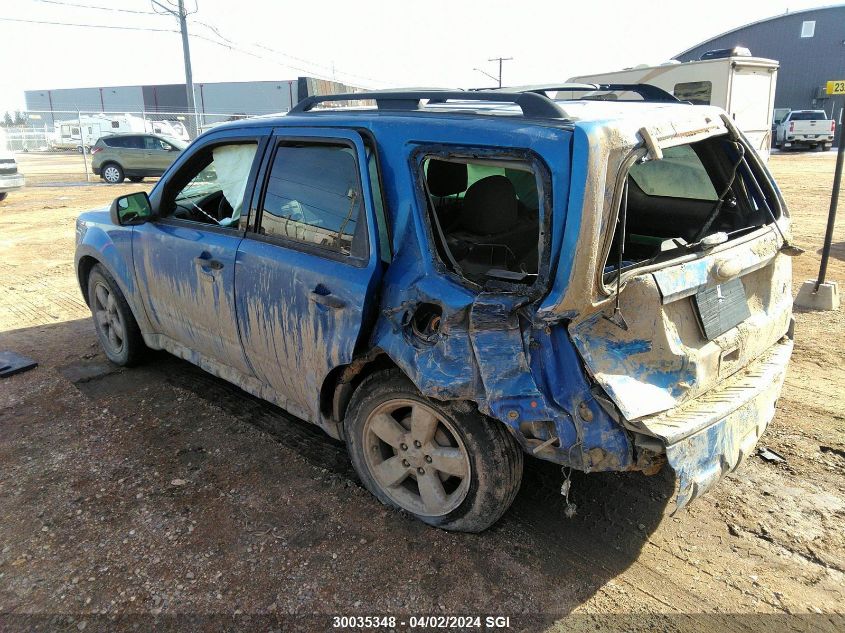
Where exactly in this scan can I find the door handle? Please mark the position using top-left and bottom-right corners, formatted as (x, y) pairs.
(309, 290), (346, 309)
(194, 255), (224, 270)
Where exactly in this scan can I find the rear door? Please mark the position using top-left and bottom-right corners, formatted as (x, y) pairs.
(235, 127), (385, 421)
(119, 135), (145, 172)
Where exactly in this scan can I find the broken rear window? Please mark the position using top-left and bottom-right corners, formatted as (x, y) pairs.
(604, 135), (780, 283)
(421, 156), (542, 285)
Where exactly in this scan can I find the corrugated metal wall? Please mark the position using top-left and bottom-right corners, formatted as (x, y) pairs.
(25, 77), (356, 125)
(676, 6), (845, 116)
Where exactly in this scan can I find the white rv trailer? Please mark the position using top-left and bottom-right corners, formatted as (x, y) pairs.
(569, 52), (779, 159)
(50, 114), (187, 152)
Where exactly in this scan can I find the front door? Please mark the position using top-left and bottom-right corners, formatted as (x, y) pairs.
(133, 134), (265, 374)
(142, 135), (178, 175)
(235, 128), (385, 421)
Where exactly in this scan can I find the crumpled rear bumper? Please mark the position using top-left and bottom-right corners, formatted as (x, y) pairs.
(626, 338), (793, 511)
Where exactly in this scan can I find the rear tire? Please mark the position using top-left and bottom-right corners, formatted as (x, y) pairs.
(345, 370), (523, 532)
(0, 192), (7, 202)
(87, 264), (145, 366)
(102, 163), (124, 184)
(128, 176), (144, 183)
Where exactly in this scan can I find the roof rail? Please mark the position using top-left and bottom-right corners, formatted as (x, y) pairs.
(289, 90), (567, 119)
(516, 83), (679, 103)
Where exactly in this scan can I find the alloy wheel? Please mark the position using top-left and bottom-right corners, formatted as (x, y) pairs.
(93, 281), (125, 354)
(103, 166), (121, 183)
(363, 399), (471, 517)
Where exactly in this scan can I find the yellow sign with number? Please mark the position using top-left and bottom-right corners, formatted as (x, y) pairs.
(827, 80), (845, 95)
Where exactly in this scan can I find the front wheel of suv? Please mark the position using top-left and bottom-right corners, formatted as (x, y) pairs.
(87, 264), (145, 366)
(102, 163), (124, 184)
(345, 370), (523, 532)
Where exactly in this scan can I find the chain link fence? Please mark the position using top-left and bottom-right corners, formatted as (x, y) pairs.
(2, 110), (257, 185)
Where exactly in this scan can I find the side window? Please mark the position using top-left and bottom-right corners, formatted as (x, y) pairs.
(166, 141), (259, 228)
(105, 137), (124, 148)
(143, 136), (169, 151)
(674, 81), (712, 105)
(258, 143), (367, 259)
(71, 127), (80, 136)
(421, 155), (542, 284)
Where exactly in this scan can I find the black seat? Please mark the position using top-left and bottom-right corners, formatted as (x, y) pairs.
(453, 175), (538, 274)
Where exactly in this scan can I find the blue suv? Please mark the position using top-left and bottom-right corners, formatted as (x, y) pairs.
(75, 88), (795, 532)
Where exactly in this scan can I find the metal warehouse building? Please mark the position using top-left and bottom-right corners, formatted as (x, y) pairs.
(24, 76), (359, 126)
(675, 4), (845, 116)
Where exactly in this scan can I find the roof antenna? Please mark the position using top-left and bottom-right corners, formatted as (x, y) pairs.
(604, 178), (629, 331)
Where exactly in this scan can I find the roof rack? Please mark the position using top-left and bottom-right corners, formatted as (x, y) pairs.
(289, 90), (567, 119)
(512, 83), (679, 103)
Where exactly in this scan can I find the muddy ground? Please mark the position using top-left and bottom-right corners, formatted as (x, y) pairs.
(0, 152), (843, 632)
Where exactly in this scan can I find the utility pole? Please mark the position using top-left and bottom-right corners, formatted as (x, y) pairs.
(152, 0), (197, 138)
(177, 0), (197, 138)
(488, 57), (513, 88)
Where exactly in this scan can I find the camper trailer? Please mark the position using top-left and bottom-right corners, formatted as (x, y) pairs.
(570, 49), (778, 160)
(50, 114), (188, 152)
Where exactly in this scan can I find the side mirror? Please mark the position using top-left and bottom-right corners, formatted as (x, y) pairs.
(110, 191), (153, 226)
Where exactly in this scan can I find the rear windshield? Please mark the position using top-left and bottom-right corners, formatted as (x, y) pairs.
(789, 111), (827, 121)
(604, 135), (779, 282)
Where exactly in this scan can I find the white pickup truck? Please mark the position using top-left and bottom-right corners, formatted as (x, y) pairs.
(774, 110), (835, 151)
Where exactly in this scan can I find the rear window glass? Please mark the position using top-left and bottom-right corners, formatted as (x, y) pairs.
(628, 145), (718, 201)
(789, 111), (827, 121)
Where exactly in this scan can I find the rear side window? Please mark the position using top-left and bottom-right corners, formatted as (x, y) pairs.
(107, 136), (142, 149)
(258, 143), (367, 258)
(629, 145), (718, 201)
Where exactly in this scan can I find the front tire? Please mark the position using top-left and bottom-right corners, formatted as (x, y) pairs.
(102, 163), (124, 184)
(87, 264), (145, 366)
(345, 370), (523, 532)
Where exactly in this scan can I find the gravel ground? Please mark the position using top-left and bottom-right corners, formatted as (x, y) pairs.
(0, 152), (843, 632)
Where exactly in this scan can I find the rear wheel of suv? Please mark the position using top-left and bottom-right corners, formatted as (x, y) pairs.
(102, 163), (124, 184)
(87, 264), (145, 366)
(0, 193), (7, 202)
(345, 370), (523, 532)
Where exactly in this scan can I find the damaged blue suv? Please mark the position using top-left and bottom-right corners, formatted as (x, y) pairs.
(75, 88), (795, 532)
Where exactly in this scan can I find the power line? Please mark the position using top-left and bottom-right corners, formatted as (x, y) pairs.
(2, 14), (387, 86)
(0, 16), (177, 32)
(32, 0), (158, 14)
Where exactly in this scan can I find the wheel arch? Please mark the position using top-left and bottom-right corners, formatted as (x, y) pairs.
(320, 349), (402, 432)
(75, 247), (150, 336)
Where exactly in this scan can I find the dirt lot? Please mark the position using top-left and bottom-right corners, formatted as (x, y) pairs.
(0, 153), (843, 632)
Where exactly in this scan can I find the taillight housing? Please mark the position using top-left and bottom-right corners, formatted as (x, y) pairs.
(90, 146), (103, 155)
(832, 120), (836, 134)
(789, 121), (794, 133)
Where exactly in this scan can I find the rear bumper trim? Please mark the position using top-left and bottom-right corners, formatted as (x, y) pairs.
(635, 339), (792, 511)
(625, 339), (793, 445)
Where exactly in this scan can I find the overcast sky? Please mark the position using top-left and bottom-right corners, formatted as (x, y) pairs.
(0, 0), (828, 113)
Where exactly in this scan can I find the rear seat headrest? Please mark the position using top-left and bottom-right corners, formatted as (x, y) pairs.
(460, 175), (518, 234)
(426, 159), (468, 197)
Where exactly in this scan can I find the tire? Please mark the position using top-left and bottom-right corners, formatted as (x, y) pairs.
(129, 176), (144, 183)
(345, 370), (523, 532)
(102, 163), (124, 184)
(0, 192), (7, 202)
(87, 264), (145, 366)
